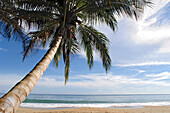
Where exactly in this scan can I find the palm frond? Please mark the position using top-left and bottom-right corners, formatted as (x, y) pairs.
(77, 24), (111, 72)
(53, 28), (79, 83)
(64, 38), (71, 84)
(22, 37), (38, 60)
(53, 39), (63, 67)
(78, 24), (94, 69)
(84, 25), (111, 72)
(76, 0), (151, 23)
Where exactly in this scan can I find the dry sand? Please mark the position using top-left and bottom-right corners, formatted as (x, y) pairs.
(16, 106), (170, 113)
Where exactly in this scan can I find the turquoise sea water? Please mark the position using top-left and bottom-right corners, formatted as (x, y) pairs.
(1, 94), (170, 108)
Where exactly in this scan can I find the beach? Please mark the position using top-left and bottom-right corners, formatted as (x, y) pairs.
(17, 106), (170, 113)
(13, 94), (170, 113)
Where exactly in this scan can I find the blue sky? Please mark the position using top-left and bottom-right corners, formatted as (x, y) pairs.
(1, 0), (170, 94)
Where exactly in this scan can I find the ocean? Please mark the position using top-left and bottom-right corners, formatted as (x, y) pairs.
(1, 94), (170, 109)
(15, 94), (170, 109)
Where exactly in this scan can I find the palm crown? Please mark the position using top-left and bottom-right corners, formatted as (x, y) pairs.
(0, 0), (151, 83)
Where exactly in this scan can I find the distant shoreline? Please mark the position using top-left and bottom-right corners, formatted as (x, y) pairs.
(19, 106), (144, 110)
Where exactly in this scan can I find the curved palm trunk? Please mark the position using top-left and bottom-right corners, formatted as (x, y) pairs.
(0, 36), (62, 113)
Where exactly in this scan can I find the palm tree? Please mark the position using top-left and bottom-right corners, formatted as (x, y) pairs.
(0, 0), (151, 112)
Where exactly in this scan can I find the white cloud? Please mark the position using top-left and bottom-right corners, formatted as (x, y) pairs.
(152, 76), (169, 81)
(145, 72), (170, 86)
(116, 62), (170, 67)
(78, 1), (170, 63)
(38, 77), (64, 87)
(0, 74), (24, 93)
(137, 70), (146, 73)
(158, 40), (170, 53)
(132, 24), (170, 45)
(0, 48), (7, 51)
(94, 1), (170, 66)
(78, 49), (101, 61)
(144, 0), (169, 18)
(146, 72), (170, 77)
(2, 71), (170, 94)
(0, 74), (23, 85)
(37, 72), (170, 90)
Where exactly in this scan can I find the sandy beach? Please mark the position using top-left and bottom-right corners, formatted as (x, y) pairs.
(16, 106), (170, 113)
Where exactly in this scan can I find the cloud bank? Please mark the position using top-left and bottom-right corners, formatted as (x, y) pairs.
(93, 1), (170, 67)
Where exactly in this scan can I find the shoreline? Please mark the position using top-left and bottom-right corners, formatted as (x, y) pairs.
(17, 106), (170, 113)
(19, 106), (144, 110)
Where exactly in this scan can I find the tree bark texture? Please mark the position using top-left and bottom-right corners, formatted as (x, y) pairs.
(0, 37), (62, 113)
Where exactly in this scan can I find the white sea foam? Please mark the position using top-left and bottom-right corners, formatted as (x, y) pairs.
(21, 102), (170, 109)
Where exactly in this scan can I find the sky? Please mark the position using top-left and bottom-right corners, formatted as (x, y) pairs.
(1, 0), (170, 95)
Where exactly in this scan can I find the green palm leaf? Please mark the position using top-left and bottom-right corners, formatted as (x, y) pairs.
(77, 24), (111, 72)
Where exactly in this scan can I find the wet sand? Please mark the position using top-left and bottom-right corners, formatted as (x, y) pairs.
(16, 106), (170, 113)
